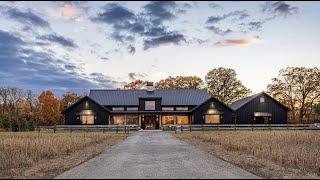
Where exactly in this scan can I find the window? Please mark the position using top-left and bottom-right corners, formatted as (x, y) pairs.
(260, 97), (265, 103)
(177, 116), (189, 125)
(127, 107), (138, 111)
(205, 115), (220, 124)
(162, 107), (174, 111)
(176, 107), (188, 111)
(126, 115), (139, 125)
(113, 116), (125, 125)
(112, 107), (124, 111)
(80, 110), (94, 124)
(162, 116), (175, 125)
(145, 101), (155, 110)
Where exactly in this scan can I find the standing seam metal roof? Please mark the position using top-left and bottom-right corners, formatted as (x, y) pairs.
(89, 89), (210, 106)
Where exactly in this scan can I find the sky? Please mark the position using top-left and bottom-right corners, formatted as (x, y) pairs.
(0, 1), (319, 96)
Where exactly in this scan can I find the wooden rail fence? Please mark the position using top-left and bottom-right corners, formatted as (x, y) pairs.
(39, 124), (140, 134)
(161, 124), (320, 133)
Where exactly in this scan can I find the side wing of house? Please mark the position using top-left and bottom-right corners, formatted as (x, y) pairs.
(234, 93), (288, 124)
(191, 97), (235, 124)
(62, 96), (110, 125)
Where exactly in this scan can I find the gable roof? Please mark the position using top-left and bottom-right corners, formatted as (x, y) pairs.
(229, 92), (288, 111)
(61, 96), (111, 114)
(89, 89), (210, 106)
(190, 97), (235, 113)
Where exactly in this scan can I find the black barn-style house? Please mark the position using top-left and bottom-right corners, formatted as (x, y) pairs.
(62, 83), (288, 129)
(230, 92), (288, 124)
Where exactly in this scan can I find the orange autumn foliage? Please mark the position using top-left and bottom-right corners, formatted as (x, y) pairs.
(37, 91), (61, 125)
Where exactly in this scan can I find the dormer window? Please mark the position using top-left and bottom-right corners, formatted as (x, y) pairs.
(145, 101), (155, 110)
(260, 97), (265, 103)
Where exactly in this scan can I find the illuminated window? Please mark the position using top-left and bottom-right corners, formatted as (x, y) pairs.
(126, 115), (139, 125)
(127, 107), (138, 111)
(162, 116), (175, 125)
(176, 107), (188, 111)
(205, 115), (220, 124)
(80, 110), (94, 124)
(162, 107), (174, 111)
(177, 116), (189, 124)
(113, 116), (125, 125)
(112, 107), (124, 111)
(260, 97), (265, 103)
(145, 101), (155, 110)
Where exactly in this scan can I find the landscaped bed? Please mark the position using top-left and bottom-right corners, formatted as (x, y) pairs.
(0, 132), (127, 179)
(175, 131), (320, 179)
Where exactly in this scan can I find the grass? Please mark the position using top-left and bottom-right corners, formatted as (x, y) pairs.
(0, 131), (127, 179)
(175, 131), (320, 179)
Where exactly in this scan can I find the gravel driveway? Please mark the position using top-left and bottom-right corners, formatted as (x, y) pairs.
(55, 131), (259, 179)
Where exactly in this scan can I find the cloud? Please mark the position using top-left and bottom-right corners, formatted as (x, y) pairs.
(143, 1), (181, 25)
(0, 6), (50, 28)
(91, 2), (189, 52)
(206, 25), (232, 36)
(0, 29), (118, 94)
(214, 36), (262, 47)
(38, 33), (77, 48)
(100, 57), (109, 61)
(262, 1), (298, 18)
(208, 3), (223, 9)
(144, 32), (187, 50)
(47, 1), (89, 21)
(128, 72), (147, 81)
(206, 10), (249, 24)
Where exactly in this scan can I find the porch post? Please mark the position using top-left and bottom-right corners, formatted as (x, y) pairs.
(108, 115), (111, 125)
(159, 115), (162, 129)
(124, 114), (127, 125)
(138, 115), (141, 127)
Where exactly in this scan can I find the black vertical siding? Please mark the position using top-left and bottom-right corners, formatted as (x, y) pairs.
(64, 97), (109, 125)
(192, 99), (234, 124)
(235, 94), (287, 124)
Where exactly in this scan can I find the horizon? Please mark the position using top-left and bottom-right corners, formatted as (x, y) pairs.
(0, 1), (319, 96)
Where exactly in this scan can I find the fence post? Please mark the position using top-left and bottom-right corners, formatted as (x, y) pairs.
(181, 125), (183, 133)
(54, 125), (56, 133)
(124, 126), (127, 134)
(251, 123), (254, 131)
(190, 125), (192, 132)
(174, 125), (177, 134)
(116, 125), (119, 133)
(202, 124), (204, 132)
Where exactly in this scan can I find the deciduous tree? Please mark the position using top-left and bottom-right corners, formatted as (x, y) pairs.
(37, 91), (61, 126)
(124, 80), (147, 89)
(155, 76), (204, 89)
(205, 67), (251, 104)
(60, 91), (82, 110)
(267, 67), (320, 123)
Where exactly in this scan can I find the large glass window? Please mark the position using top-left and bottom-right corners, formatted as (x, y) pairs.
(177, 116), (189, 124)
(113, 116), (125, 125)
(80, 110), (94, 124)
(205, 115), (220, 124)
(145, 101), (155, 110)
(126, 115), (139, 125)
(162, 116), (175, 125)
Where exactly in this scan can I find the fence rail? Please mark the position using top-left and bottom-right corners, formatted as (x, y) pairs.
(38, 123), (320, 133)
(39, 124), (140, 133)
(162, 124), (320, 132)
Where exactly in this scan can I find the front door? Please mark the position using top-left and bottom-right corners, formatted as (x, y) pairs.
(141, 115), (159, 130)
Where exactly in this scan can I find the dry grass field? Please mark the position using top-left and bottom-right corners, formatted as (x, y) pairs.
(175, 131), (320, 179)
(0, 132), (127, 179)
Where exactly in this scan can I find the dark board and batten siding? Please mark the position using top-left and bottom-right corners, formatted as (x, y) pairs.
(235, 93), (288, 124)
(63, 97), (109, 125)
(192, 98), (234, 124)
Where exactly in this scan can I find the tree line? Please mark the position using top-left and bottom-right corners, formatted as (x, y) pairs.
(0, 89), (83, 131)
(125, 67), (320, 124)
(0, 66), (319, 131)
